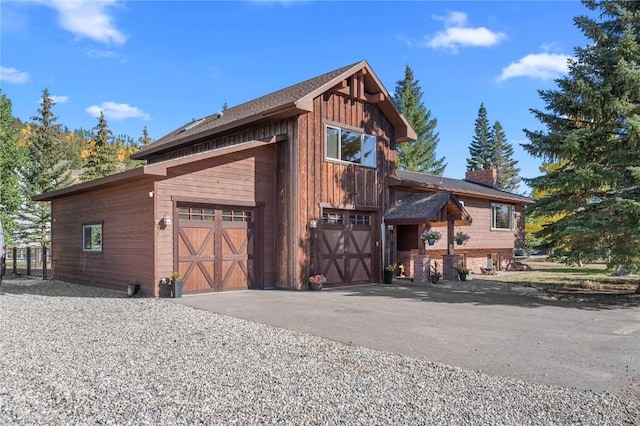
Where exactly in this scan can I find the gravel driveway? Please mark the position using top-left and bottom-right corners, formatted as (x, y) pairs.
(1, 277), (638, 425)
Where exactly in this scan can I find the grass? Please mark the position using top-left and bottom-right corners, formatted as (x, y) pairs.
(480, 260), (640, 305)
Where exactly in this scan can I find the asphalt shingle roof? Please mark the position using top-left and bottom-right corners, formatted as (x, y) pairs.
(385, 192), (454, 223)
(394, 170), (534, 204)
(132, 61), (365, 159)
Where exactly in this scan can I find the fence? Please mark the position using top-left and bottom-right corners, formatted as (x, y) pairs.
(6, 247), (52, 279)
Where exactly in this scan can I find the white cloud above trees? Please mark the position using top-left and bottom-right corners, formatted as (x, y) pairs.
(498, 53), (572, 81)
(39, 0), (126, 45)
(420, 11), (507, 53)
(0, 67), (29, 84)
(86, 102), (151, 121)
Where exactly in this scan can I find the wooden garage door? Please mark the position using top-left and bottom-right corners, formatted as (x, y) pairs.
(177, 206), (254, 293)
(320, 210), (374, 285)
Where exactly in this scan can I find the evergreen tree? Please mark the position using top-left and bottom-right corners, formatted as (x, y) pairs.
(490, 121), (521, 192)
(393, 65), (446, 175)
(522, 0), (640, 276)
(0, 93), (27, 240)
(138, 126), (153, 147)
(466, 103), (492, 171)
(81, 111), (118, 182)
(18, 88), (72, 246)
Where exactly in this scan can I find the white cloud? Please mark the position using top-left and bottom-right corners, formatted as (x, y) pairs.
(41, 0), (126, 45)
(424, 11), (506, 53)
(498, 53), (572, 81)
(0, 66), (29, 84)
(50, 95), (69, 104)
(86, 102), (151, 121)
(85, 48), (118, 59)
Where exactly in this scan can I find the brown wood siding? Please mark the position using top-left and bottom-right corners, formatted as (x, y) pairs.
(293, 92), (397, 286)
(155, 144), (279, 290)
(50, 178), (156, 294)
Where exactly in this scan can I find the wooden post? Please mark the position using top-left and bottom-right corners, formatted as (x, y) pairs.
(26, 247), (32, 276)
(12, 247), (17, 274)
(447, 219), (455, 255)
(43, 246), (47, 279)
(418, 224), (426, 255)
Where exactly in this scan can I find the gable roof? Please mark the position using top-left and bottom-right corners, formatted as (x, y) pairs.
(390, 170), (534, 204)
(132, 60), (417, 160)
(385, 191), (472, 225)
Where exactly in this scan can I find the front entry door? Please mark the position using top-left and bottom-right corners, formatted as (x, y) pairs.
(177, 206), (254, 293)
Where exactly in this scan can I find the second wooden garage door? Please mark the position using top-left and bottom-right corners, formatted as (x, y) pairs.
(177, 206), (254, 293)
(320, 210), (374, 285)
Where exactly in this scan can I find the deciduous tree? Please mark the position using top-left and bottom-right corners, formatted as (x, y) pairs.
(0, 93), (26, 240)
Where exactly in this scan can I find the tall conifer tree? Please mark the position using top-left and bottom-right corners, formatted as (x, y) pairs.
(18, 89), (72, 246)
(490, 121), (521, 192)
(522, 0), (640, 276)
(393, 65), (446, 175)
(81, 111), (118, 181)
(466, 103), (492, 171)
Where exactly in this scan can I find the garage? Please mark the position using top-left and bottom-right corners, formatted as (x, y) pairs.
(320, 210), (375, 285)
(177, 205), (254, 293)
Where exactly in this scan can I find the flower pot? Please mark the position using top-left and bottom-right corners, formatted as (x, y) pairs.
(456, 240), (463, 246)
(427, 240), (435, 246)
(430, 275), (440, 284)
(172, 279), (184, 298)
(383, 270), (393, 284)
(309, 281), (323, 291)
(458, 272), (468, 281)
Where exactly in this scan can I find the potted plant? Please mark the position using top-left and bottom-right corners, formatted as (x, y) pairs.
(384, 264), (395, 284)
(421, 229), (442, 246)
(308, 274), (326, 291)
(170, 271), (184, 298)
(454, 230), (471, 246)
(456, 266), (470, 281)
(430, 261), (442, 284)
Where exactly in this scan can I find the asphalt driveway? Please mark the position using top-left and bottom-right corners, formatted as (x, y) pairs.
(173, 280), (640, 395)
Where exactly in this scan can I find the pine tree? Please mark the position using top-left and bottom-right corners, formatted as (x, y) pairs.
(522, 0), (640, 275)
(466, 103), (492, 171)
(81, 111), (118, 182)
(138, 126), (153, 147)
(18, 88), (72, 246)
(490, 121), (521, 192)
(393, 65), (446, 175)
(0, 93), (27, 239)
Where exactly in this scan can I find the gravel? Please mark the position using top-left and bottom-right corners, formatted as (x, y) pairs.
(1, 277), (637, 425)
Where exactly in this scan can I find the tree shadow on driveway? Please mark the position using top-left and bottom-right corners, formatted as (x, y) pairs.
(326, 280), (634, 311)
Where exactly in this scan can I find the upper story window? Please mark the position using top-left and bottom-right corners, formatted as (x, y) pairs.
(83, 224), (102, 252)
(325, 125), (376, 168)
(491, 203), (514, 230)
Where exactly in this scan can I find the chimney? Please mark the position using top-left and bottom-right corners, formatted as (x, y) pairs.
(465, 169), (498, 188)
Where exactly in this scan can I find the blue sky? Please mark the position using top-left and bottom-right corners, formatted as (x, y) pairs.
(1, 1), (592, 191)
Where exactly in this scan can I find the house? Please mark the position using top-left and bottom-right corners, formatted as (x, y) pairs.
(35, 60), (531, 296)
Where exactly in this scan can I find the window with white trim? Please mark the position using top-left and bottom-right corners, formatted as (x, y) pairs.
(491, 203), (513, 230)
(83, 224), (102, 252)
(325, 125), (376, 167)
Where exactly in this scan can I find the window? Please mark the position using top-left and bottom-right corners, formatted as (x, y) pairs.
(349, 214), (371, 225)
(222, 210), (252, 222)
(83, 224), (102, 252)
(325, 125), (376, 167)
(491, 203), (513, 230)
(322, 212), (344, 224)
(178, 207), (215, 221)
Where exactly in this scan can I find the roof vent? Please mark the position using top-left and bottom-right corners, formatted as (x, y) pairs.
(216, 111), (224, 119)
